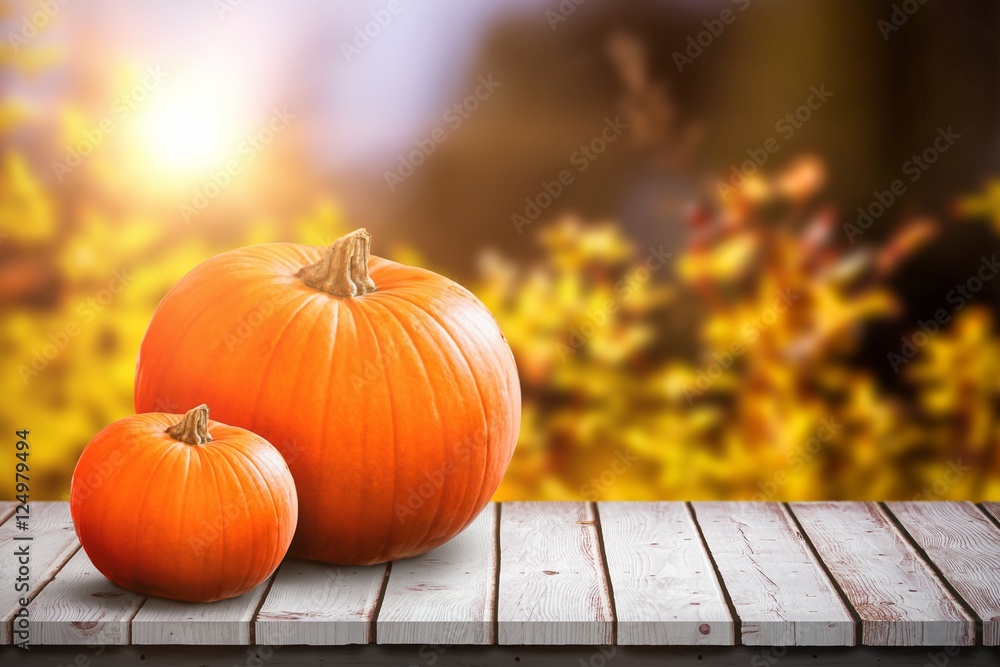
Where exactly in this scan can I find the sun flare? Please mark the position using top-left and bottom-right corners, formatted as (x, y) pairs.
(131, 85), (240, 177)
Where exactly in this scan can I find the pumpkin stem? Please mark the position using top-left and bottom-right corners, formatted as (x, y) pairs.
(166, 404), (213, 445)
(297, 228), (376, 297)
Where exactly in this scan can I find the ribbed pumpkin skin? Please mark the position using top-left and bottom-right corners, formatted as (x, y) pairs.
(134, 243), (520, 565)
(70, 412), (297, 602)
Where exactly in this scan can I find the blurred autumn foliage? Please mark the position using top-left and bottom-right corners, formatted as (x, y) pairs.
(2, 2), (998, 502)
(485, 159), (1000, 502)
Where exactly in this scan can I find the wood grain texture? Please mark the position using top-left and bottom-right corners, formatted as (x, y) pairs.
(255, 558), (387, 646)
(598, 502), (733, 645)
(3, 501), (998, 649)
(790, 502), (974, 646)
(0, 503), (16, 526)
(886, 501), (1000, 646)
(497, 502), (614, 645)
(29, 548), (146, 645)
(981, 502), (1000, 528)
(0, 502), (81, 645)
(130, 577), (273, 645)
(691, 502), (855, 646)
(377, 504), (496, 645)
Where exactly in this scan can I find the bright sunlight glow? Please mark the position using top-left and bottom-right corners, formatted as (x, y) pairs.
(136, 95), (235, 174)
(127, 71), (252, 181)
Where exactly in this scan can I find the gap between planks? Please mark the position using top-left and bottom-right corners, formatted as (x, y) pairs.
(789, 502), (976, 646)
(783, 503), (865, 647)
(599, 502), (734, 645)
(0, 502), (84, 645)
(376, 505), (497, 644)
(691, 502), (856, 646)
(590, 503), (619, 646)
(496, 501), (614, 645)
(883, 501), (1000, 646)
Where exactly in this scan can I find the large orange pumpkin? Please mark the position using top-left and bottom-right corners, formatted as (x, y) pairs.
(134, 229), (520, 565)
(70, 405), (298, 602)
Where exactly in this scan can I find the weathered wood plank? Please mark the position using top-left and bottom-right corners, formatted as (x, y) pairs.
(0, 502), (81, 645)
(981, 502), (1000, 528)
(130, 577), (273, 645)
(2, 501), (995, 650)
(790, 502), (974, 646)
(255, 558), (387, 646)
(29, 548), (146, 645)
(598, 502), (733, 645)
(497, 502), (614, 645)
(886, 501), (1000, 646)
(0, 503), (16, 526)
(691, 502), (855, 646)
(377, 504), (497, 645)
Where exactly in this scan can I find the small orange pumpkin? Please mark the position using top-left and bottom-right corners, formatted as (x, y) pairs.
(70, 405), (297, 602)
(134, 229), (520, 565)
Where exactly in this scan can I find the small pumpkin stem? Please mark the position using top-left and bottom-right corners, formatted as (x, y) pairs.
(297, 228), (376, 297)
(166, 404), (213, 445)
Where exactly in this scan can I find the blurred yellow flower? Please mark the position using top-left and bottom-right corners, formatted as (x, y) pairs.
(0, 152), (56, 242)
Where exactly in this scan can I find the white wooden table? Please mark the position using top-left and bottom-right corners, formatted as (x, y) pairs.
(2, 501), (999, 667)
